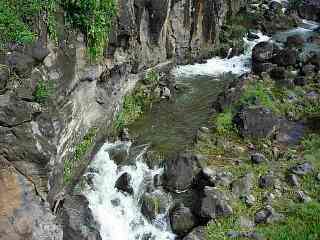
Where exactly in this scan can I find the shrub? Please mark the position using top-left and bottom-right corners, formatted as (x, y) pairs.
(62, 0), (117, 60)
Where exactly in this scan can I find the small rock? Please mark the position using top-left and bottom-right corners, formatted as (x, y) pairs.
(259, 175), (274, 189)
(290, 162), (314, 176)
(199, 126), (210, 134)
(244, 194), (256, 207)
(255, 205), (284, 224)
(111, 198), (120, 207)
(297, 191), (312, 203)
(115, 172), (134, 195)
(161, 87), (171, 99)
(251, 153), (267, 164)
(287, 174), (299, 187)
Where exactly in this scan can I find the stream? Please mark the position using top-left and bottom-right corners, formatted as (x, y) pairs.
(84, 21), (319, 240)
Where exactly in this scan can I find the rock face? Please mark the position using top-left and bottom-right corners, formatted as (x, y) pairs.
(169, 204), (197, 236)
(0, 165), (62, 240)
(62, 194), (101, 240)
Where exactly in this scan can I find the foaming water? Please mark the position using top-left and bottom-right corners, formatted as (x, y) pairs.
(173, 32), (270, 77)
(85, 142), (175, 240)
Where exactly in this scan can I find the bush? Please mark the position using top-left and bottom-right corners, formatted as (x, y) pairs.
(62, 0), (117, 60)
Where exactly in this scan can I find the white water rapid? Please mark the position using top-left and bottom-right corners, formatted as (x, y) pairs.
(173, 32), (270, 77)
(85, 142), (175, 240)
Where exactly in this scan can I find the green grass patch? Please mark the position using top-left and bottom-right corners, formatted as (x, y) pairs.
(64, 127), (97, 184)
(215, 109), (236, 136)
(257, 202), (320, 240)
(33, 80), (53, 104)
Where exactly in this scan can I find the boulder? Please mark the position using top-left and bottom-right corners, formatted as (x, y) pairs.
(287, 174), (299, 187)
(62, 194), (102, 240)
(115, 172), (134, 195)
(251, 153), (267, 164)
(163, 152), (201, 192)
(252, 42), (277, 63)
(255, 205), (284, 224)
(169, 204), (196, 236)
(286, 34), (305, 48)
(270, 66), (287, 80)
(30, 41), (50, 62)
(141, 190), (171, 222)
(234, 106), (279, 139)
(200, 187), (233, 220)
(290, 162), (314, 176)
(259, 174), (274, 189)
(231, 172), (254, 198)
(182, 226), (206, 240)
(298, 0), (320, 22)
(296, 191), (312, 203)
(252, 62), (276, 74)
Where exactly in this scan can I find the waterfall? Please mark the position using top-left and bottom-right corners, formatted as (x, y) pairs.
(85, 142), (175, 240)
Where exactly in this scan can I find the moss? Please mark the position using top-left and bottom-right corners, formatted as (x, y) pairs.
(33, 80), (53, 104)
(64, 127), (97, 185)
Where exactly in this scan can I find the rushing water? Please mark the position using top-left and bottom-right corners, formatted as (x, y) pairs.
(85, 21), (320, 240)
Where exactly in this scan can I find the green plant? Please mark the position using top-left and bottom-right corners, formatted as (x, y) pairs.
(62, 0), (117, 60)
(33, 80), (53, 104)
(214, 109), (235, 136)
(144, 70), (159, 86)
(64, 128), (97, 184)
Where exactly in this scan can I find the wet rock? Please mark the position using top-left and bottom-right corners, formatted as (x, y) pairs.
(259, 174), (274, 189)
(200, 187), (233, 220)
(287, 174), (299, 187)
(302, 64), (316, 78)
(297, 191), (312, 203)
(182, 226), (206, 240)
(247, 32), (260, 41)
(153, 174), (163, 187)
(255, 205), (284, 224)
(298, 1), (320, 22)
(252, 42), (277, 63)
(252, 62), (276, 74)
(161, 87), (171, 99)
(119, 128), (130, 142)
(169, 204), (196, 236)
(108, 144), (129, 166)
(290, 162), (314, 176)
(111, 198), (120, 207)
(286, 34), (305, 48)
(272, 49), (298, 67)
(234, 106), (279, 139)
(141, 190), (171, 222)
(231, 172), (254, 198)
(115, 172), (134, 195)
(270, 66), (287, 80)
(62, 194), (101, 240)
(163, 152), (201, 192)
(251, 153), (267, 164)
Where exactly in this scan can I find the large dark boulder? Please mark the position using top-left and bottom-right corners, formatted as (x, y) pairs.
(286, 34), (305, 48)
(272, 49), (298, 67)
(200, 187), (233, 220)
(234, 106), (280, 139)
(169, 204), (197, 236)
(5, 51), (36, 75)
(252, 42), (277, 63)
(115, 172), (134, 195)
(163, 152), (201, 192)
(62, 194), (102, 240)
(298, 0), (320, 22)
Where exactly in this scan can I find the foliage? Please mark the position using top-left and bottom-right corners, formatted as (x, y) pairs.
(0, 2), (35, 45)
(257, 202), (320, 240)
(239, 82), (277, 113)
(64, 128), (97, 184)
(115, 89), (150, 130)
(214, 109), (236, 136)
(144, 70), (159, 86)
(62, 0), (117, 60)
(33, 80), (53, 104)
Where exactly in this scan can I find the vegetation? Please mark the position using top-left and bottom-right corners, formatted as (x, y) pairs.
(115, 70), (160, 130)
(288, 0), (304, 10)
(33, 80), (53, 104)
(214, 109), (236, 136)
(64, 127), (97, 184)
(62, 0), (117, 60)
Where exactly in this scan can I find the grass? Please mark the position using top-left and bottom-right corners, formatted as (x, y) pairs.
(257, 202), (320, 240)
(214, 109), (236, 136)
(64, 127), (97, 185)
